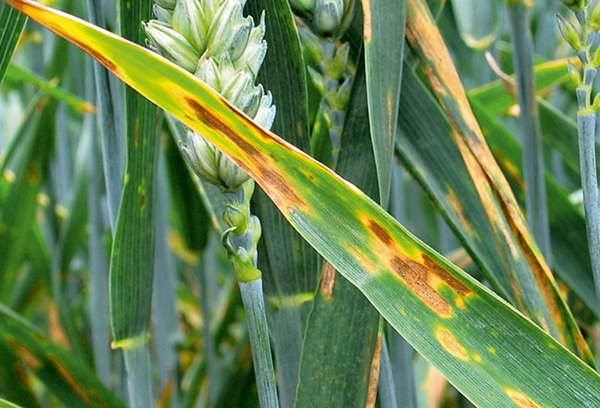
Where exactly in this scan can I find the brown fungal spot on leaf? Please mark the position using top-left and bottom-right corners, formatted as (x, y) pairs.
(365, 333), (382, 408)
(184, 97), (263, 159)
(446, 189), (475, 236)
(183, 97), (308, 212)
(319, 261), (337, 300)
(259, 167), (303, 207)
(390, 254), (472, 316)
(7, 337), (42, 370)
(391, 256), (453, 317)
(436, 328), (469, 361)
(506, 390), (544, 408)
(28, 163), (39, 184)
(140, 190), (147, 209)
(366, 219), (392, 246)
(14, 364), (29, 387)
(48, 355), (92, 404)
(422, 255), (471, 296)
(134, 119), (140, 148)
(73, 40), (118, 73)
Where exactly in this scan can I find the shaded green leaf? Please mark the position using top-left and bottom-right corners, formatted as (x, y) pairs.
(0, 3), (26, 85)
(296, 55), (380, 408)
(0, 304), (126, 408)
(362, 0), (406, 206)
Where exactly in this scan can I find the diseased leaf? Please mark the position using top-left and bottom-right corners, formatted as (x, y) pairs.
(405, 0), (591, 363)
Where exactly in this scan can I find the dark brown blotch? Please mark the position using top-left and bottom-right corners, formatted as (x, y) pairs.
(184, 97), (263, 160)
(184, 97), (305, 207)
(422, 255), (471, 296)
(78, 41), (118, 73)
(367, 219), (393, 246)
(259, 167), (301, 205)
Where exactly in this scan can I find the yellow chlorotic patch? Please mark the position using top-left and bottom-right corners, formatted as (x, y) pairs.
(454, 135), (519, 260)
(473, 354), (482, 363)
(455, 298), (466, 309)
(169, 231), (200, 266)
(387, 90), (394, 138)
(492, 149), (524, 191)
(436, 328), (469, 361)
(488, 347), (497, 355)
(4, 169), (16, 183)
(48, 355), (92, 404)
(506, 390), (545, 408)
(446, 189), (475, 236)
(361, 0), (373, 42)
(347, 245), (377, 275)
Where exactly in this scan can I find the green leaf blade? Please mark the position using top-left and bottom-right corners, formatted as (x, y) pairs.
(362, 0), (406, 207)
(0, 3), (26, 85)
(0, 304), (126, 408)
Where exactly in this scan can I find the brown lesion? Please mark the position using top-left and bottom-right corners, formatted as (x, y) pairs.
(140, 190), (147, 209)
(28, 163), (40, 184)
(7, 337), (42, 370)
(184, 97), (263, 160)
(319, 261), (337, 300)
(366, 219), (393, 246)
(361, 0), (373, 42)
(391, 256), (452, 316)
(48, 355), (93, 404)
(390, 254), (472, 317)
(183, 96), (307, 210)
(74, 39), (119, 73)
(422, 255), (471, 296)
(258, 167), (303, 207)
(365, 332), (382, 408)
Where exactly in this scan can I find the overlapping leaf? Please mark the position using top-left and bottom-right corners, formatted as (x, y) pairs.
(405, 0), (591, 363)
(4, 0), (600, 406)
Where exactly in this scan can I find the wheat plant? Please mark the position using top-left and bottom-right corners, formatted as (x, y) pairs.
(0, 0), (600, 407)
